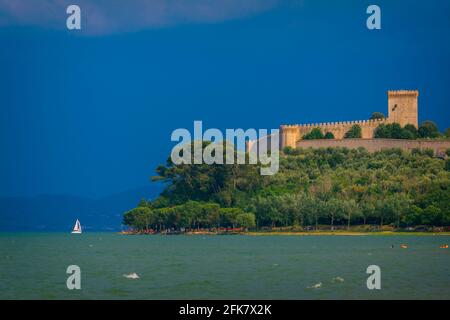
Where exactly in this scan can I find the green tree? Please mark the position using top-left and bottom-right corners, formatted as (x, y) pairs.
(203, 203), (221, 228)
(344, 125), (362, 138)
(235, 212), (256, 229)
(123, 207), (154, 231)
(374, 123), (417, 139)
(374, 199), (393, 227)
(360, 199), (375, 225)
(325, 198), (344, 230)
(219, 207), (244, 228)
(390, 123), (404, 139)
(181, 201), (199, 229)
(303, 128), (324, 140)
(123, 208), (140, 227)
(418, 121), (440, 138)
(307, 197), (325, 230)
(342, 199), (361, 229)
(422, 205), (442, 226)
(374, 124), (390, 138)
(403, 205), (422, 226)
(403, 124), (418, 139)
(324, 132), (335, 139)
(370, 112), (385, 120)
(385, 194), (412, 228)
(445, 128), (450, 138)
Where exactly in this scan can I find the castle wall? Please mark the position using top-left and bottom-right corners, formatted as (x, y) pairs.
(279, 90), (419, 149)
(295, 138), (450, 155)
(280, 118), (386, 148)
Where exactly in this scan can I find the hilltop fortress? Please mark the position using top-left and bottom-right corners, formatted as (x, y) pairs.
(247, 90), (450, 155)
(280, 90), (419, 149)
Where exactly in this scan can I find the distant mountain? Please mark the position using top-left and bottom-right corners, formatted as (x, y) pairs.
(0, 184), (163, 232)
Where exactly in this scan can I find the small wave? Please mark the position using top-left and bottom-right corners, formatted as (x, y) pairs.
(332, 277), (344, 283)
(307, 282), (322, 289)
(123, 272), (140, 279)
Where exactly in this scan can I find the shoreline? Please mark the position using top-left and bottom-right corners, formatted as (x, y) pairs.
(119, 230), (450, 236)
(246, 231), (450, 236)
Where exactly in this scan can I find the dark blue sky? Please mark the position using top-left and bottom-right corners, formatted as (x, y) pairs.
(0, 0), (449, 198)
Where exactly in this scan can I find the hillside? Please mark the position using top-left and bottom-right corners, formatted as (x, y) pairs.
(123, 146), (450, 231)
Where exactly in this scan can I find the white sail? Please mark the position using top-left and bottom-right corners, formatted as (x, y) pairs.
(72, 219), (82, 234)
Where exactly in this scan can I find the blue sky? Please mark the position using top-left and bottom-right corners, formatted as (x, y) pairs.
(0, 0), (449, 198)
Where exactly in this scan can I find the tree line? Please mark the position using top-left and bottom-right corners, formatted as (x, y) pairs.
(123, 143), (450, 232)
(124, 201), (255, 231)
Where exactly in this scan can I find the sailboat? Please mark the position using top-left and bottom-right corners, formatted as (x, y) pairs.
(71, 219), (82, 234)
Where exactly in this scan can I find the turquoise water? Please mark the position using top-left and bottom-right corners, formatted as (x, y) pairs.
(0, 233), (449, 299)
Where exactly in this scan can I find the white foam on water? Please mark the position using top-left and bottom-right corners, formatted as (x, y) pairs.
(123, 272), (140, 279)
(307, 282), (322, 289)
(332, 276), (344, 283)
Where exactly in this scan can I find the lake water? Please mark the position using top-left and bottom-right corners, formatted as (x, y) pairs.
(0, 233), (449, 299)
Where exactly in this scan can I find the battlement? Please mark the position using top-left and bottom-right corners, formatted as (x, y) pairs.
(281, 118), (385, 129)
(388, 90), (419, 97)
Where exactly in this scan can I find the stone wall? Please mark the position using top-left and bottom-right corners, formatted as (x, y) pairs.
(294, 138), (450, 155)
(280, 90), (419, 149)
(281, 118), (386, 143)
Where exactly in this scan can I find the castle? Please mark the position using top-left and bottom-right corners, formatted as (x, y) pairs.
(246, 90), (450, 156)
(280, 90), (419, 149)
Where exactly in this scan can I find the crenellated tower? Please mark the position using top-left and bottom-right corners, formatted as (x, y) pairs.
(386, 90), (419, 128)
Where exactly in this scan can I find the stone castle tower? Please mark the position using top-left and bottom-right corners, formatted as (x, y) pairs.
(387, 90), (418, 127)
(280, 90), (419, 149)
